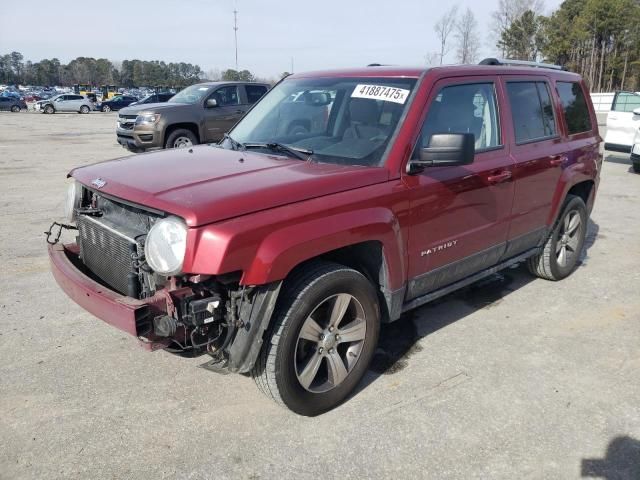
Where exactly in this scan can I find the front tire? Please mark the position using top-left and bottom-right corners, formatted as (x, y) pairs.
(165, 128), (198, 149)
(527, 194), (587, 280)
(252, 262), (380, 416)
(632, 159), (640, 174)
(10, 105), (20, 112)
(44, 104), (54, 114)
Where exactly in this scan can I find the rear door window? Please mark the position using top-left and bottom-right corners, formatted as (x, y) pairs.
(246, 85), (268, 104)
(556, 82), (593, 134)
(506, 81), (557, 144)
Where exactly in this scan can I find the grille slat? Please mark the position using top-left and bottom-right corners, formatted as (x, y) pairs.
(78, 215), (138, 295)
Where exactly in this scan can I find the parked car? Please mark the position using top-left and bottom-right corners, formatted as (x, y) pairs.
(604, 91), (640, 152)
(129, 92), (174, 106)
(0, 96), (27, 112)
(37, 94), (95, 114)
(48, 59), (601, 416)
(115, 81), (269, 152)
(96, 95), (138, 112)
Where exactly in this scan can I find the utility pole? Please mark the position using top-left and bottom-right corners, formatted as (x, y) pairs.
(233, 7), (239, 70)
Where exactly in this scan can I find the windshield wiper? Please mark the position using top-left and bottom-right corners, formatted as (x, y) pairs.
(222, 133), (244, 151)
(243, 142), (313, 161)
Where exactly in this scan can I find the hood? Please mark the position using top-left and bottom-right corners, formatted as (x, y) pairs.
(119, 102), (190, 116)
(70, 146), (388, 227)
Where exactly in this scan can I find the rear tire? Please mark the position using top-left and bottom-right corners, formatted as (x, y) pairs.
(527, 194), (587, 281)
(79, 105), (90, 114)
(632, 160), (640, 174)
(165, 128), (198, 149)
(102, 105), (111, 112)
(252, 261), (380, 416)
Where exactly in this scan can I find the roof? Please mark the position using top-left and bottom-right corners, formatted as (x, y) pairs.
(289, 64), (582, 81)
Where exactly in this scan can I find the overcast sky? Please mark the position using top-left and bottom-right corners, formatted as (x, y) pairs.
(1, 0), (563, 78)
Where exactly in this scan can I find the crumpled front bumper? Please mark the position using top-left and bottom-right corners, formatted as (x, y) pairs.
(48, 243), (168, 349)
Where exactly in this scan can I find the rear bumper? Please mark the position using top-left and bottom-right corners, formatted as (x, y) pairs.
(48, 243), (167, 347)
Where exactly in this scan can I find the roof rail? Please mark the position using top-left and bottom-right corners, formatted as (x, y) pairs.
(479, 57), (564, 71)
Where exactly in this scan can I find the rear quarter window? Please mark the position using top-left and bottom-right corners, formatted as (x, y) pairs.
(246, 85), (268, 104)
(612, 92), (640, 113)
(556, 82), (592, 135)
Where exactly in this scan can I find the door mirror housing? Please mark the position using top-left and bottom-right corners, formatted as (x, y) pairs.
(633, 107), (640, 116)
(206, 98), (218, 108)
(407, 133), (475, 174)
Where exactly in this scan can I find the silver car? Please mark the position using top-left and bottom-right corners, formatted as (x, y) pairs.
(38, 94), (95, 114)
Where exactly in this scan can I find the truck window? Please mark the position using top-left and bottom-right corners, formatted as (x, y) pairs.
(212, 86), (240, 106)
(506, 81), (557, 144)
(415, 82), (500, 156)
(556, 82), (592, 135)
(246, 85), (268, 104)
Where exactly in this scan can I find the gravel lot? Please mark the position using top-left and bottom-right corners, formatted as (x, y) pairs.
(1, 111), (639, 480)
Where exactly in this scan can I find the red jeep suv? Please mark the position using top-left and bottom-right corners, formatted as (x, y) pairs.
(48, 59), (601, 416)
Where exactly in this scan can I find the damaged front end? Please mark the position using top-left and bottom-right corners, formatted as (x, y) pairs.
(47, 183), (281, 374)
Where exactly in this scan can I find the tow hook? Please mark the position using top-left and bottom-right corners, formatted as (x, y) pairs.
(44, 221), (77, 245)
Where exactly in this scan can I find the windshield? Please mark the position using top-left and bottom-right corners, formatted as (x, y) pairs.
(169, 84), (211, 104)
(227, 77), (417, 166)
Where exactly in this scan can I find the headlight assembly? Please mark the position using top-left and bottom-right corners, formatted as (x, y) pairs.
(64, 181), (82, 222)
(144, 216), (187, 275)
(135, 113), (160, 125)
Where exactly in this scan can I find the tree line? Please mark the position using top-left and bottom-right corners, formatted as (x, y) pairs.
(433, 0), (640, 92)
(0, 53), (206, 88)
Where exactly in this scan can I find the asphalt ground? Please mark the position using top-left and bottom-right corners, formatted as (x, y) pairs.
(0, 111), (639, 479)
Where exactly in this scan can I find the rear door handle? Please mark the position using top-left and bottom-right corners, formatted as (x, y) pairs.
(486, 171), (512, 184)
(549, 155), (568, 166)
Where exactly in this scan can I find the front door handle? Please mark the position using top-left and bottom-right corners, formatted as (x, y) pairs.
(549, 155), (568, 166)
(486, 171), (512, 184)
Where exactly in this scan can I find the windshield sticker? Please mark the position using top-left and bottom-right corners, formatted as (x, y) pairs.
(351, 84), (410, 104)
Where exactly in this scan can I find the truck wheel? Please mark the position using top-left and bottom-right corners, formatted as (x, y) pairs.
(79, 105), (90, 114)
(252, 262), (380, 416)
(44, 104), (54, 114)
(527, 194), (587, 281)
(165, 129), (198, 149)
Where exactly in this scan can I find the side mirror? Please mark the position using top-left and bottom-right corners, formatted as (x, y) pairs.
(407, 133), (475, 174)
(206, 98), (218, 108)
(633, 107), (640, 116)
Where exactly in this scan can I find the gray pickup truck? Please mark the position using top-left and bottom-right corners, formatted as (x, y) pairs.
(116, 81), (269, 152)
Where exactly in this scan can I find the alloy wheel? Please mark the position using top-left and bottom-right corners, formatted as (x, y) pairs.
(556, 210), (582, 267)
(294, 293), (367, 393)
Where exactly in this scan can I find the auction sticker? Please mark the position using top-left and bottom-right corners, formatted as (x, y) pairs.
(351, 84), (410, 104)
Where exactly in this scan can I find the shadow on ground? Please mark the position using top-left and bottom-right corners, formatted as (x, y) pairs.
(582, 436), (640, 479)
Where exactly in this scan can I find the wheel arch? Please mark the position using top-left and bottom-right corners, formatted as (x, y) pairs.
(239, 208), (407, 323)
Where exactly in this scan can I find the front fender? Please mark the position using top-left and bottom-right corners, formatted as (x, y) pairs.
(241, 207), (405, 289)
